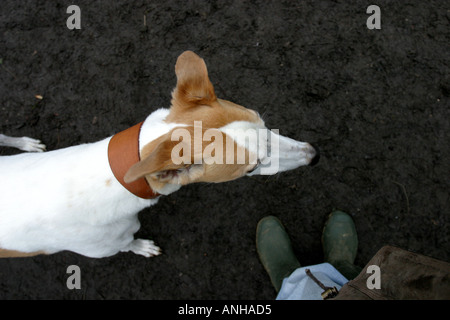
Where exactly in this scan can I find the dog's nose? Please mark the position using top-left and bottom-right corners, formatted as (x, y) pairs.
(309, 144), (320, 167)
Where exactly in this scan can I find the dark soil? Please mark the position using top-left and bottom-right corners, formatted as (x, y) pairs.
(0, 0), (449, 299)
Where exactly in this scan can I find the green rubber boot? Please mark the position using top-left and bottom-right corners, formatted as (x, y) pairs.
(256, 216), (301, 292)
(322, 211), (362, 280)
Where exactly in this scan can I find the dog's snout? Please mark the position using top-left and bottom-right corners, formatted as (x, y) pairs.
(308, 144), (320, 167)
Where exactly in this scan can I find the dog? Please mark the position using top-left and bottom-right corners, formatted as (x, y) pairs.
(0, 51), (319, 258)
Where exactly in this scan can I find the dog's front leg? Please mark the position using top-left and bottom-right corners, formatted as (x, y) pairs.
(120, 239), (161, 257)
(0, 134), (46, 152)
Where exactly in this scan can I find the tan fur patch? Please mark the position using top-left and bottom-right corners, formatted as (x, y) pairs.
(0, 248), (46, 258)
(125, 126), (255, 190)
(166, 99), (262, 129)
(167, 51), (262, 129)
(125, 51), (262, 193)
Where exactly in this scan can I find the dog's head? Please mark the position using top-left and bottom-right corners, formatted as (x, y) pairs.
(124, 51), (318, 195)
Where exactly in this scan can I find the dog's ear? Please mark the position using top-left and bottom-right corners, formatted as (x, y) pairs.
(124, 125), (255, 189)
(171, 51), (217, 108)
(123, 138), (184, 185)
(124, 126), (210, 186)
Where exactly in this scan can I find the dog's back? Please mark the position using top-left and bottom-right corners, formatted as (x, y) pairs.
(0, 139), (156, 257)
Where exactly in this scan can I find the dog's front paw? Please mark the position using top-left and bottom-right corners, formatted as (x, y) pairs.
(18, 137), (46, 152)
(124, 239), (162, 258)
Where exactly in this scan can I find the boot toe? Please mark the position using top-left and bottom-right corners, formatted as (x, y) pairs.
(256, 216), (301, 292)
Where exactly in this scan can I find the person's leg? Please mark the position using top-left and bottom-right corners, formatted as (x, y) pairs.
(256, 216), (301, 292)
(322, 211), (362, 279)
(256, 215), (348, 300)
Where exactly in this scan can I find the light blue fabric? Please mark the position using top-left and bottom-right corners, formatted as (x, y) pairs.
(276, 262), (348, 300)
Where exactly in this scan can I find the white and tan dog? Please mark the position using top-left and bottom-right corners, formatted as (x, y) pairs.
(0, 51), (318, 258)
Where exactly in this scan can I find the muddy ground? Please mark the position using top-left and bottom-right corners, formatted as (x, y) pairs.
(0, 0), (449, 299)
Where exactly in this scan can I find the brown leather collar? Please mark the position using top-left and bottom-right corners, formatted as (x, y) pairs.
(108, 122), (159, 199)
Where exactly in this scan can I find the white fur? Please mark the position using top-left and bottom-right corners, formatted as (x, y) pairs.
(0, 108), (316, 258)
(0, 108), (176, 258)
(220, 121), (316, 176)
(139, 108), (186, 196)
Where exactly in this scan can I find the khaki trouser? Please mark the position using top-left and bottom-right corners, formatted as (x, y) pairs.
(333, 245), (450, 300)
